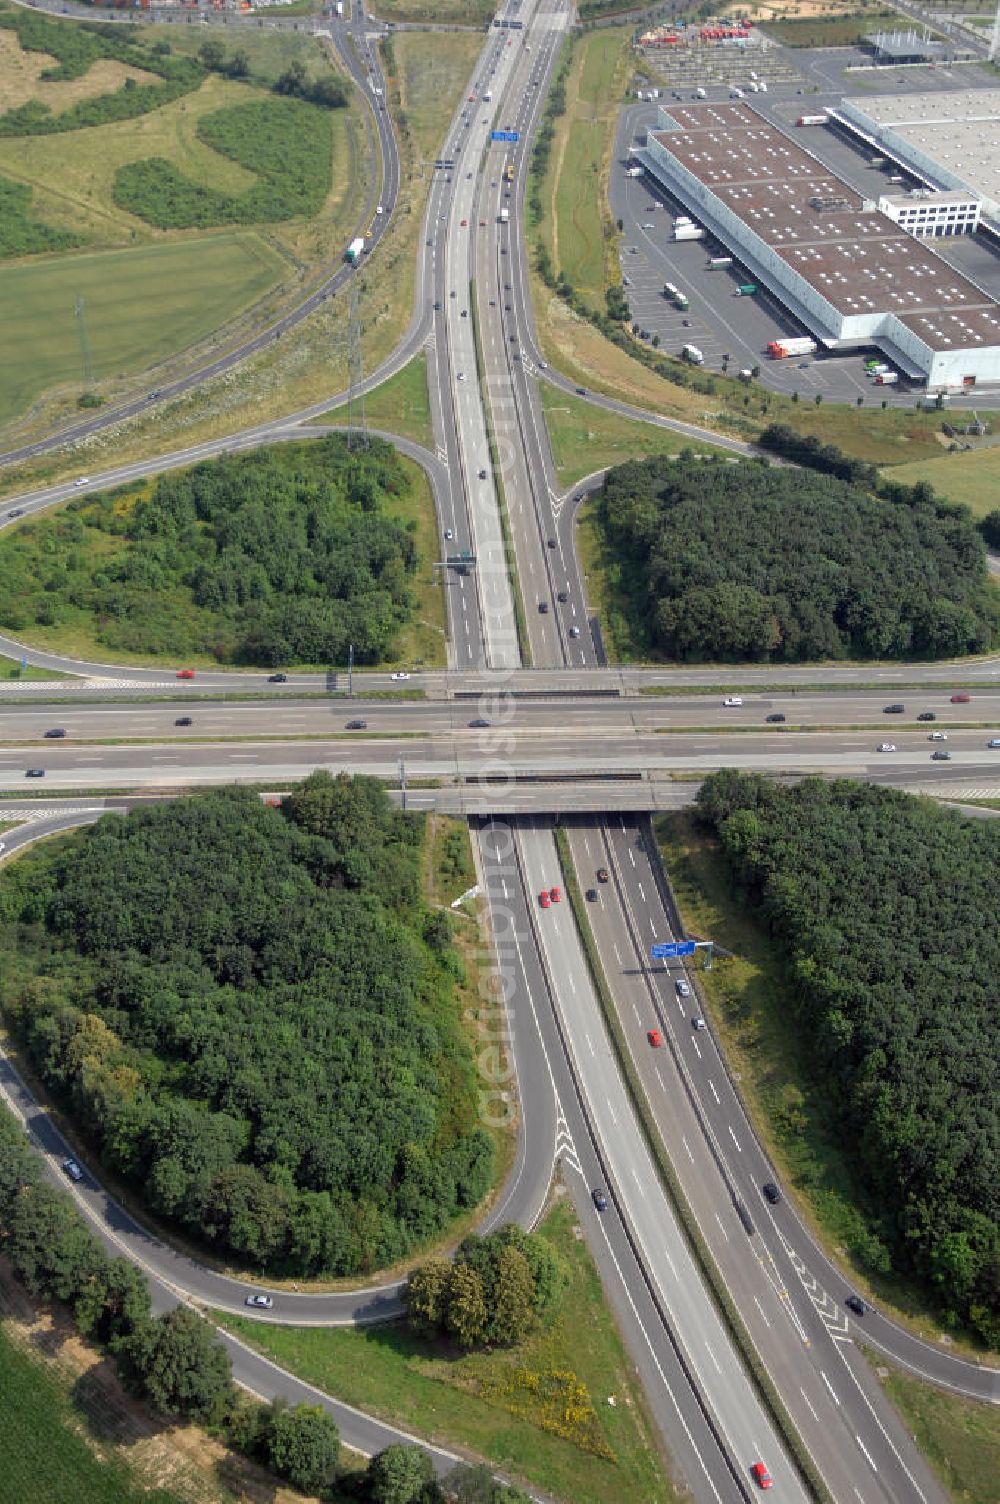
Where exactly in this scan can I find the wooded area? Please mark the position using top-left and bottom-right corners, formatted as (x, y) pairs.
(0, 777), (494, 1276)
(697, 772), (1000, 1344)
(595, 455), (997, 661)
(0, 438), (420, 666)
(114, 97), (334, 229)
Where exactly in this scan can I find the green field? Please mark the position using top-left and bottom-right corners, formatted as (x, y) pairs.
(322, 354), (434, 448)
(763, 11), (898, 45)
(217, 1197), (676, 1504)
(0, 1320), (185, 1504)
(541, 382), (722, 488)
(887, 443), (1000, 518)
(375, 0), (494, 24)
(0, 233), (288, 425)
(545, 30), (630, 311)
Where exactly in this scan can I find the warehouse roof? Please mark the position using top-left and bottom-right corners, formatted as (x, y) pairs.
(842, 90), (1000, 210)
(649, 102), (996, 345)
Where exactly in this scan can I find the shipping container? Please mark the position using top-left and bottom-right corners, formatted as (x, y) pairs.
(708, 256), (734, 268)
(796, 114), (829, 126)
(736, 283), (757, 296)
(673, 225), (705, 241)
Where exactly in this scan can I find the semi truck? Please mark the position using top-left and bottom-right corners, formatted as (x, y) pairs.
(499, 207), (510, 223)
(674, 224), (705, 241)
(874, 371), (899, 385)
(345, 237), (365, 264)
(708, 255), (733, 268)
(797, 114), (828, 126)
(767, 336), (817, 359)
(682, 343), (704, 364)
(736, 283), (757, 296)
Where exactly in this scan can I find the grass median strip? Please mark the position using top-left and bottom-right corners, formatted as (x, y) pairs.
(552, 825), (832, 1504)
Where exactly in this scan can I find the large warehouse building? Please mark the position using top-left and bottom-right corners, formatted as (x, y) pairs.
(834, 90), (1000, 228)
(638, 100), (1000, 390)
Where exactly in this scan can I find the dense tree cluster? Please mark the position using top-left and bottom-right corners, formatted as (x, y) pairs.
(405, 1226), (565, 1348)
(697, 772), (1000, 1343)
(596, 455), (997, 661)
(0, 10), (203, 136)
(0, 438), (419, 666)
(0, 173), (83, 259)
(1, 1103), (533, 1501)
(0, 778), (494, 1276)
(113, 95), (333, 229)
(757, 422), (877, 487)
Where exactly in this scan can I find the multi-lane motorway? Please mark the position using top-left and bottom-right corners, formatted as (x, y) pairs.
(1, 0), (998, 1499)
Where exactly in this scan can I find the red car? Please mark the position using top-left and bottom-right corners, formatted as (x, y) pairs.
(176, 668), (196, 679)
(460, 217), (468, 226)
(950, 692), (971, 703)
(647, 1029), (663, 1048)
(539, 890), (550, 909)
(549, 886), (561, 903)
(752, 1462), (773, 1490)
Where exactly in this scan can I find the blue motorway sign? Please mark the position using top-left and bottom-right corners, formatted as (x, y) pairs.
(492, 129), (520, 142)
(651, 940), (696, 959)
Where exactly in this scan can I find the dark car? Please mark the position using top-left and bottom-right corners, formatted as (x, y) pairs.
(557, 590), (569, 603)
(538, 601), (549, 613)
(576, 386), (587, 396)
(917, 711), (936, 722)
(586, 888), (598, 902)
(346, 719), (368, 730)
(175, 717), (193, 727)
(762, 1181), (782, 1205)
(469, 717), (491, 728)
(547, 537), (557, 549)
(478, 467), (488, 479)
(6, 508), (23, 519)
(268, 673), (288, 683)
(845, 1294), (866, 1316)
(883, 703), (905, 714)
(931, 749), (952, 760)
(765, 713), (786, 724)
(44, 728), (66, 738)
(592, 1188), (608, 1212)
(597, 868), (609, 883)
(26, 768), (45, 778)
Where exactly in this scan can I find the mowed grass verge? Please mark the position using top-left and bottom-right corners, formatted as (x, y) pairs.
(542, 30), (630, 312)
(869, 1355), (1000, 1503)
(541, 382), (726, 489)
(0, 234), (288, 426)
(320, 354), (434, 449)
(217, 1196), (676, 1504)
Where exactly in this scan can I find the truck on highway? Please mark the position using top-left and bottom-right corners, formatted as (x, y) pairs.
(682, 343), (704, 364)
(797, 114), (829, 126)
(505, 164), (515, 183)
(335, 0), (343, 14)
(767, 336), (817, 359)
(345, 237), (365, 264)
(695, 86), (707, 98)
(499, 207), (510, 223)
(674, 224), (704, 241)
